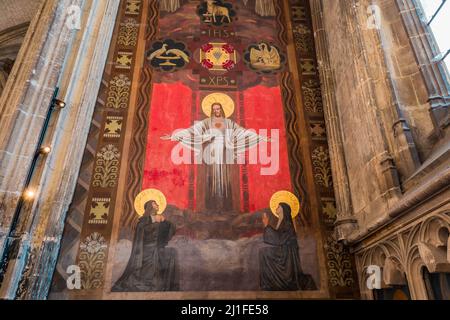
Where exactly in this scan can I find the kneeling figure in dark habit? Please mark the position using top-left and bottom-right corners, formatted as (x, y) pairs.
(259, 203), (317, 291)
(113, 200), (178, 292)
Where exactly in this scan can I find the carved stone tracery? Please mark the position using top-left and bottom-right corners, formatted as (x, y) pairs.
(356, 211), (450, 300)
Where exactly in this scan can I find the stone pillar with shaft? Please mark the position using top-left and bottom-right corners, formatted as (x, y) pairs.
(0, 0), (120, 300)
(309, 0), (357, 241)
(307, 0), (427, 242)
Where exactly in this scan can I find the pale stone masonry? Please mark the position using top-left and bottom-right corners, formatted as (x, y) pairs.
(0, 0), (43, 31)
(0, 0), (120, 299)
(310, 0), (450, 299)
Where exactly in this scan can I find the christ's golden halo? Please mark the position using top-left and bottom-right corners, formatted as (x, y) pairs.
(202, 93), (235, 118)
(134, 188), (167, 216)
(270, 191), (300, 219)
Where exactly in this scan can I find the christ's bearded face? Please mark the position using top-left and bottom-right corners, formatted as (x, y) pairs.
(212, 103), (224, 118)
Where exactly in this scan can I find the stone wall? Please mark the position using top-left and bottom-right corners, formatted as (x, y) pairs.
(0, 0), (43, 32)
(376, 0), (434, 160)
(0, 0), (43, 98)
(0, 0), (120, 299)
(311, 0), (450, 299)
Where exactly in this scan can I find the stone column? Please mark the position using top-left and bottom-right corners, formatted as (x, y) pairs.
(0, 1), (69, 290)
(311, 0), (421, 242)
(315, 0), (445, 243)
(309, 0), (357, 241)
(0, 0), (120, 299)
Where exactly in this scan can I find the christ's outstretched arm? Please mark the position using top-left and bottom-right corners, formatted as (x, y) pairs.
(226, 120), (272, 154)
(161, 120), (214, 154)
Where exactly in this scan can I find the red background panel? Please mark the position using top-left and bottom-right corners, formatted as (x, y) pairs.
(243, 85), (292, 212)
(143, 82), (292, 212)
(143, 82), (193, 209)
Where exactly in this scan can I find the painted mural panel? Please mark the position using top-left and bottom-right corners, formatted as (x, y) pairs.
(49, 0), (358, 299)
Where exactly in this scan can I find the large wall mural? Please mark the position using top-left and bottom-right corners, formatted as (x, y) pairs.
(49, 0), (358, 299)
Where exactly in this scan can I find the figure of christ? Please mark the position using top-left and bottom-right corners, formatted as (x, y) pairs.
(161, 102), (269, 213)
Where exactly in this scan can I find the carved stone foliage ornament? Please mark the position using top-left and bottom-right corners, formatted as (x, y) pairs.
(146, 39), (191, 72)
